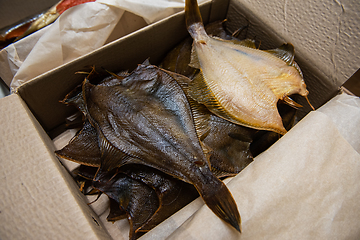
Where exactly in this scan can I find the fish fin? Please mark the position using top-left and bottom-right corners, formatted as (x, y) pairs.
(161, 69), (213, 163)
(189, 45), (201, 69)
(190, 72), (286, 134)
(189, 72), (258, 131)
(265, 43), (295, 65)
(141, 58), (151, 66)
(61, 84), (82, 104)
(209, 142), (253, 178)
(291, 60), (304, 78)
(236, 39), (257, 48)
(55, 121), (101, 167)
(97, 130), (131, 173)
(163, 69), (212, 141)
(103, 68), (125, 80)
(229, 38), (256, 48)
(187, 95), (213, 163)
(259, 73), (299, 102)
(199, 177), (241, 232)
(61, 84), (87, 115)
(265, 43), (304, 77)
(188, 96), (212, 140)
(138, 181), (199, 233)
(211, 36), (257, 48)
(282, 95), (303, 109)
(206, 119), (255, 178)
(210, 166), (238, 178)
(190, 72), (238, 121)
(96, 129), (146, 179)
(189, 71), (218, 105)
(107, 198), (127, 222)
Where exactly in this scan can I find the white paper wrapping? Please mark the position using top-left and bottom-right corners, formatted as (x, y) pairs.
(0, 0), (208, 92)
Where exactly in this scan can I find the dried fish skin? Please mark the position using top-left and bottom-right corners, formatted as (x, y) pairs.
(203, 115), (255, 177)
(61, 140), (198, 238)
(250, 103), (297, 157)
(165, 69), (256, 177)
(159, 37), (198, 79)
(82, 65), (207, 181)
(159, 21), (239, 80)
(93, 171), (159, 240)
(72, 165), (99, 194)
(185, 0), (310, 135)
(205, 20), (234, 40)
(189, 36), (302, 134)
(55, 121), (101, 167)
(119, 164), (199, 232)
(107, 198), (127, 222)
(83, 64), (207, 179)
(83, 64), (241, 232)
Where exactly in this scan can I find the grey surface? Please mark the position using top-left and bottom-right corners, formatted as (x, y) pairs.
(0, 0), (59, 29)
(0, 79), (10, 98)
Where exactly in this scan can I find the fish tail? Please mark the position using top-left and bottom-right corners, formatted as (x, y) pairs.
(185, 0), (207, 40)
(185, 0), (203, 27)
(198, 176), (241, 232)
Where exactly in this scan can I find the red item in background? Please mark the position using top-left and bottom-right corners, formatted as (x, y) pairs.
(56, 0), (96, 15)
(0, 0), (96, 49)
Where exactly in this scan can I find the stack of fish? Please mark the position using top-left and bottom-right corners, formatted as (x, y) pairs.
(55, 0), (312, 239)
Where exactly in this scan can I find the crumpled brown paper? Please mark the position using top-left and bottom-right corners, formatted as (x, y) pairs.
(139, 93), (360, 240)
(0, 0), (208, 92)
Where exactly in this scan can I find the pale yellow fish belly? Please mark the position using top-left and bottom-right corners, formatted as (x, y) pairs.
(193, 36), (288, 134)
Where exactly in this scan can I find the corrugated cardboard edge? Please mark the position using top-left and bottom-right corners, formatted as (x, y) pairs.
(0, 94), (111, 240)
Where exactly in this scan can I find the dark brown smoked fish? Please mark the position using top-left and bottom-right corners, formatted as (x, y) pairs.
(82, 64), (241, 232)
(164, 70), (256, 178)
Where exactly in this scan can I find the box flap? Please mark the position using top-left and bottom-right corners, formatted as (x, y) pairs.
(0, 94), (110, 240)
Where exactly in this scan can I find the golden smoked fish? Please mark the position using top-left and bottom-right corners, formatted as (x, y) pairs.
(185, 0), (312, 134)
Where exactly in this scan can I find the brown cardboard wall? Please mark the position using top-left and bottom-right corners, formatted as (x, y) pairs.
(0, 94), (110, 239)
(1, 0), (359, 239)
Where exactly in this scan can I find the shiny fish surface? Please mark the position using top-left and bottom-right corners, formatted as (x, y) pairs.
(185, 0), (311, 134)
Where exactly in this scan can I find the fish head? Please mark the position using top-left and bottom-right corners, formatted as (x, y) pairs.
(285, 72), (309, 97)
(297, 81), (309, 97)
(273, 65), (309, 98)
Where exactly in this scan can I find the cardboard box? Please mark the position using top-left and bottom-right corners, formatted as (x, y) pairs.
(1, 0), (359, 239)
